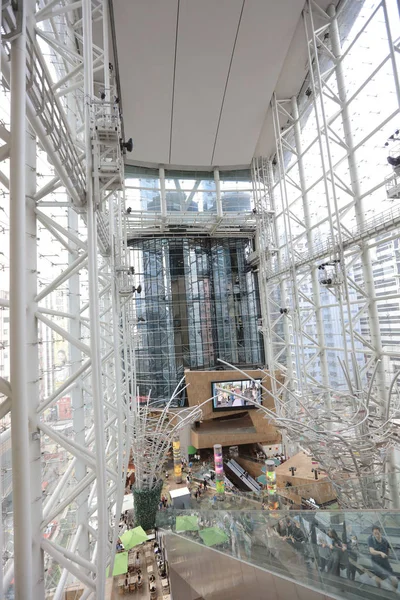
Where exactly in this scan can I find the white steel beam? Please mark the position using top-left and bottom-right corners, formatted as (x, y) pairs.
(9, 2), (33, 597)
(83, 1), (108, 596)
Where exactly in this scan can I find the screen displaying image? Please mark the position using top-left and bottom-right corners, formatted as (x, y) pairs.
(211, 379), (262, 411)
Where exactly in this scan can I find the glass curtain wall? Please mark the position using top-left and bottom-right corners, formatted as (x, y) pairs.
(261, 0), (400, 393)
(125, 168), (254, 214)
(129, 237), (264, 402)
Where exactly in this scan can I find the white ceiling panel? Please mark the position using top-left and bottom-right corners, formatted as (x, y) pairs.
(113, 0), (178, 164)
(169, 0), (244, 166)
(212, 0), (305, 166)
(112, 0), (319, 168)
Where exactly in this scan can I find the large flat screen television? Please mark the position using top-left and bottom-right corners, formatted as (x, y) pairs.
(211, 379), (262, 412)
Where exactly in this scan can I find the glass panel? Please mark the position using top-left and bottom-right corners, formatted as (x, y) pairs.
(129, 238), (264, 402)
(125, 175), (161, 212)
(157, 508), (400, 598)
(164, 175), (217, 213)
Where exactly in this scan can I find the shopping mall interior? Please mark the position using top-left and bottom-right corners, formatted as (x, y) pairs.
(1, 0), (400, 598)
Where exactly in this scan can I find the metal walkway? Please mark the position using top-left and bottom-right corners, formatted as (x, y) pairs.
(264, 202), (400, 281)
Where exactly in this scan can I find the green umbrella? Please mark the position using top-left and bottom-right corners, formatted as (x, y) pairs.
(120, 526), (148, 550)
(187, 445), (197, 455)
(106, 551), (128, 577)
(176, 515), (199, 532)
(199, 527), (229, 547)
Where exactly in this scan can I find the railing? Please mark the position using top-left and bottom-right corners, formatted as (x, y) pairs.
(158, 508), (400, 600)
(266, 202), (400, 281)
(385, 171), (400, 199)
(26, 32), (86, 203)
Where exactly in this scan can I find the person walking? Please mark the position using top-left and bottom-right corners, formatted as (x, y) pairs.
(347, 535), (359, 580)
(368, 525), (398, 589)
(339, 543), (350, 578)
(318, 536), (331, 572)
(326, 529), (342, 577)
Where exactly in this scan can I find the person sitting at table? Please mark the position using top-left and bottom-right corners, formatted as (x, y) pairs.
(116, 538), (124, 552)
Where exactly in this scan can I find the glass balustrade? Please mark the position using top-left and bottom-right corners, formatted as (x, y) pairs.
(157, 508), (400, 598)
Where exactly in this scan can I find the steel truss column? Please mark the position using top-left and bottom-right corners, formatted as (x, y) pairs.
(270, 103), (301, 397)
(266, 159), (298, 456)
(68, 208), (90, 559)
(160, 167), (167, 219)
(108, 194), (126, 575)
(251, 158), (277, 380)
(83, 0), (107, 596)
(328, 3), (387, 407)
(252, 157), (297, 454)
(26, 124), (45, 598)
(214, 167), (223, 218)
(303, 4), (359, 378)
(291, 96), (330, 412)
(9, 1), (34, 597)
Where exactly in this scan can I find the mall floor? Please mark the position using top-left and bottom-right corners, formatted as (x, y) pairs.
(112, 540), (169, 599)
(161, 457), (262, 510)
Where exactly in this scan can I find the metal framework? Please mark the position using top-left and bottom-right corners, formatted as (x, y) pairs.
(253, 0), (400, 508)
(0, 0), (399, 598)
(124, 168), (257, 238)
(0, 0), (134, 597)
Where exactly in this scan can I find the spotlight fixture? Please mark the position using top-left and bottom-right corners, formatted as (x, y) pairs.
(126, 207), (132, 214)
(100, 91), (106, 100)
(311, 468), (320, 480)
(120, 138), (133, 153)
(305, 87), (312, 97)
(119, 284), (142, 297)
(115, 265), (135, 274)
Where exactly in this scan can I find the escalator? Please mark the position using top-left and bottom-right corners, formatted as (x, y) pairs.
(225, 459), (261, 493)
